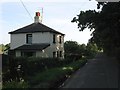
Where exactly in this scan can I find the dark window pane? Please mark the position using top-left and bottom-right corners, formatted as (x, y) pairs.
(53, 52), (56, 58)
(53, 35), (56, 43)
(57, 51), (59, 58)
(26, 34), (32, 44)
(21, 51), (35, 57)
(60, 51), (62, 57)
(59, 36), (62, 43)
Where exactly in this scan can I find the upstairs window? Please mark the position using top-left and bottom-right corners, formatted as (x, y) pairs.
(53, 34), (56, 43)
(59, 36), (62, 44)
(57, 51), (59, 58)
(26, 34), (32, 44)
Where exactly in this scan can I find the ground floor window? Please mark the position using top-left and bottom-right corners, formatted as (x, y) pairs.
(53, 52), (56, 58)
(21, 51), (36, 57)
(60, 51), (62, 57)
(53, 51), (63, 58)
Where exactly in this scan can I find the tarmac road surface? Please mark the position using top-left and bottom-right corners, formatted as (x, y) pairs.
(62, 53), (119, 88)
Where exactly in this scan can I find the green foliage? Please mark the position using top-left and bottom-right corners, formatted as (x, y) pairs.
(71, 2), (120, 58)
(3, 80), (29, 88)
(0, 44), (5, 54)
(64, 41), (98, 59)
(0, 43), (10, 54)
(3, 57), (79, 83)
(4, 43), (10, 51)
(64, 41), (79, 54)
(86, 42), (98, 58)
(28, 59), (87, 88)
(3, 55), (87, 88)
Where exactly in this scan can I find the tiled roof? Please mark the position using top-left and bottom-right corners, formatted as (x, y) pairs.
(15, 43), (50, 51)
(9, 23), (65, 35)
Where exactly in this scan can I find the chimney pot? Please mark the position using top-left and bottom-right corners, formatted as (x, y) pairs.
(36, 12), (40, 16)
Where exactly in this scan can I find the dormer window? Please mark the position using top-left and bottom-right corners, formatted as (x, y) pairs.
(26, 34), (32, 44)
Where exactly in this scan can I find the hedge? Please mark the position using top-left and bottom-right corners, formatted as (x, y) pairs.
(3, 57), (77, 82)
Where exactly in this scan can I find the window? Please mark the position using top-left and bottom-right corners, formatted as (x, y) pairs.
(59, 36), (62, 44)
(26, 34), (32, 44)
(21, 52), (24, 56)
(26, 52), (34, 57)
(60, 51), (62, 57)
(53, 52), (56, 58)
(21, 52), (35, 57)
(53, 34), (56, 43)
(57, 51), (59, 58)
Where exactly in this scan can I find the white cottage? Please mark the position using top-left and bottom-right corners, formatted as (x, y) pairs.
(9, 12), (65, 59)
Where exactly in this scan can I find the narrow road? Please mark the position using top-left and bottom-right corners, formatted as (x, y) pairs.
(62, 53), (119, 88)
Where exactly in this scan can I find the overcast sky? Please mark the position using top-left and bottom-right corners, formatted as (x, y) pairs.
(0, 0), (98, 45)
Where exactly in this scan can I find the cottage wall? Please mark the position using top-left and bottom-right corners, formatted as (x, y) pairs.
(10, 32), (64, 58)
(10, 34), (26, 50)
(33, 32), (52, 44)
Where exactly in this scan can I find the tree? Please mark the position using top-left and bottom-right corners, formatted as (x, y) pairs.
(64, 41), (84, 60)
(86, 42), (98, 58)
(71, 2), (120, 58)
(5, 43), (10, 51)
(0, 43), (10, 54)
(64, 41), (79, 54)
(64, 41), (98, 59)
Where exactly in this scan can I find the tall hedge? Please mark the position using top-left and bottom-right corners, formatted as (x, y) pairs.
(3, 56), (75, 82)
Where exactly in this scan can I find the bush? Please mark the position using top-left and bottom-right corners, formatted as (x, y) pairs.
(26, 57), (62, 75)
(3, 56), (76, 82)
(3, 55), (87, 88)
(28, 59), (87, 88)
(3, 80), (29, 88)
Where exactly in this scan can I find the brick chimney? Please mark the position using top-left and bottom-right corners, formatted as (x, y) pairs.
(34, 12), (42, 23)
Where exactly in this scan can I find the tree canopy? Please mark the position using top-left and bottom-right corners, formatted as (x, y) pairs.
(71, 2), (120, 58)
(64, 41), (98, 59)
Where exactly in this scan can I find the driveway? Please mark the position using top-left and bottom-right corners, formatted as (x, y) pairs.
(62, 53), (119, 88)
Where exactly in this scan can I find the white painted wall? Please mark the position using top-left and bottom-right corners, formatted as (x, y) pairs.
(36, 41), (65, 59)
(32, 32), (52, 44)
(10, 32), (65, 58)
(36, 50), (49, 57)
(10, 34), (26, 49)
(10, 32), (53, 49)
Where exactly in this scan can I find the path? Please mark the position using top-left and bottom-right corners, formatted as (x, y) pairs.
(62, 53), (119, 88)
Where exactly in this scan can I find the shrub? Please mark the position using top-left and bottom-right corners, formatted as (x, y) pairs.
(3, 56), (82, 83)
(28, 59), (87, 88)
(3, 80), (29, 88)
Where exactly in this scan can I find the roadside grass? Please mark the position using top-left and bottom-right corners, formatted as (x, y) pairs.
(29, 59), (87, 88)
